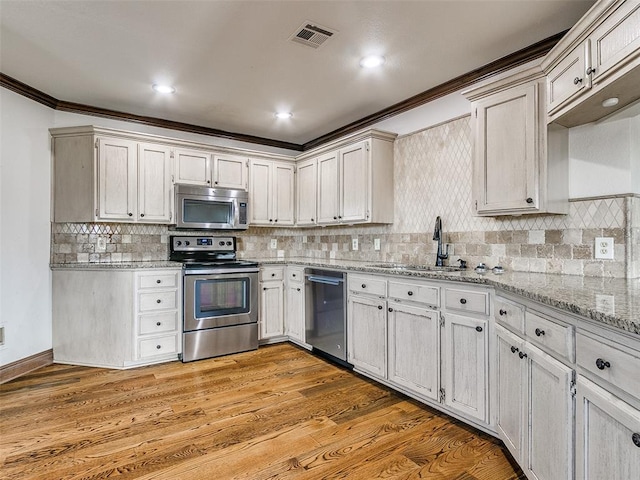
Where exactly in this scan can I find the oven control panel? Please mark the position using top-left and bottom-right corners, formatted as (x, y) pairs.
(171, 236), (236, 252)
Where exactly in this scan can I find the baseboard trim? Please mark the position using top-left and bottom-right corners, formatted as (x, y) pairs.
(0, 349), (53, 384)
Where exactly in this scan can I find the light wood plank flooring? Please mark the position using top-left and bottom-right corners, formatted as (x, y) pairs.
(0, 343), (524, 479)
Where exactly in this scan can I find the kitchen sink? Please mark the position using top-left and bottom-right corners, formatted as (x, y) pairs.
(366, 263), (463, 272)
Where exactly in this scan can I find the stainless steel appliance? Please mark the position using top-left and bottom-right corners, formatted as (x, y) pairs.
(305, 269), (347, 362)
(174, 184), (249, 230)
(170, 235), (258, 362)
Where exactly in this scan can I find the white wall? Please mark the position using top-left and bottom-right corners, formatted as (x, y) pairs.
(0, 89), (55, 366)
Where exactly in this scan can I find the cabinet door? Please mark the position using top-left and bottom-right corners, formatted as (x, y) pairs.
(285, 284), (304, 342)
(213, 154), (247, 190)
(525, 343), (574, 480)
(340, 140), (369, 223)
(174, 148), (212, 186)
(97, 137), (137, 220)
(576, 376), (640, 480)
(442, 313), (488, 422)
(387, 301), (439, 401)
(473, 82), (539, 215)
(260, 281), (283, 339)
(296, 158), (317, 226)
(249, 159), (272, 225)
(317, 151), (339, 224)
(495, 325), (526, 462)
(138, 143), (172, 222)
(547, 43), (589, 115)
(347, 295), (386, 377)
(273, 162), (295, 226)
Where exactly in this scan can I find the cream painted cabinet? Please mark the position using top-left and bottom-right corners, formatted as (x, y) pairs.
(249, 159), (295, 226)
(339, 141), (369, 223)
(543, 0), (640, 126)
(295, 158), (317, 226)
(97, 137), (138, 221)
(387, 301), (440, 401)
(259, 267), (285, 340)
(174, 147), (212, 186)
(316, 151), (340, 224)
(138, 143), (172, 222)
(213, 153), (247, 190)
(284, 266), (305, 344)
(464, 67), (568, 216)
(347, 294), (387, 378)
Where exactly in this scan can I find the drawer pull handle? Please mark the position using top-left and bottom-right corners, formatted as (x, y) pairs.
(595, 358), (611, 370)
(388, 307), (393, 312)
(156, 279), (161, 284)
(460, 298), (467, 305)
(518, 351), (528, 359)
(407, 291), (413, 296)
(156, 299), (161, 304)
(361, 284), (367, 289)
(573, 76), (583, 85)
(271, 273), (275, 277)
(263, 287), (267, 291)
(499, 309), (507, 316)
(292, 274), (296, 277)
(526, 197), (534, 204)
(377, 305), (383, 310)
(156, 322), (162, 326)
(632, 433), (640, 447)
(156, 345), (161, 350)
(535, 328), (545, 337)
(510, 346), (519, 354)
(586, 67), (596, 75)
(475, 326), (483, 332)
(296, 288), (301, 292)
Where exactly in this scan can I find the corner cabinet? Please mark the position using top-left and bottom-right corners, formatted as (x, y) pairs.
(463, 65), (568, 216)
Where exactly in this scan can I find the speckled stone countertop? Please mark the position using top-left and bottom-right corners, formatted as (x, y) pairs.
(50, 261), (183, 270)
(250, 257), (640, 336)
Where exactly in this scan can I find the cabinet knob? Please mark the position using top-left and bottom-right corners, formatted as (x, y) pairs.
(269, 219), (273, 222)
(586, 67), (596, 75)
(388, 307), (393, 312)
(595, 358), (611, 370)
(128, 212), (133, 217)
(361, 284), (366, 289)
(214, 181), (218, 185)
(632, 433), (640, 447)
(510, 345), (519, 354)
(156, 322), (162, 326)
(526, 197), (534, 204)
(499, 309), (507, 316)
(156, 299), (161, 304)
(535, 328), (545, 337)
(263, 287), (267, 291)
(407, 291), (413, 296)
(460, 298), (467, 305)
(274, 219), (278, 223)
(377, 305), (383, 310)
(518, 351), (528, 359)
(140, 213), (145, 217)
(156, 279), (161, 284)
(311, 218), (314, 222)
(292, 274), (296, 277)
(156, 345), (161, 350)
(333, 216), (338, 220)
(296, 288), (300, 292)
(271, 273), (275, 277)
(476, 326), (483, 332)
(573, 77), (583, 85)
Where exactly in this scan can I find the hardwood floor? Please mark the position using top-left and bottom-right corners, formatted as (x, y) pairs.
(0, 344), (524, 479)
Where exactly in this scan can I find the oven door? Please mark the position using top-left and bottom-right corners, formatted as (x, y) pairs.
(184, 271), (258, 332)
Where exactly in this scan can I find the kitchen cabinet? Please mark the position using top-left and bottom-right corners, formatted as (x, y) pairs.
(464, 66), (568, 216)
(295, 158), (317, 226)
(316, 150), (340, 224)
(542, 0), (640, 126)
(52, 267), (182, 368)
(249, 159), (295, 226)
(347, 293), (387, 378)
(174, 148), (247, 190)
(213, 154), (248, 190)
(284, 266), (306, 345)
(52, 131), (173, 223)
(259, 267), (285, 340)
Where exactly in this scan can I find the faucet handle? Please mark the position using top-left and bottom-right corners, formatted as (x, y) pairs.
(458, 259), (467, 269)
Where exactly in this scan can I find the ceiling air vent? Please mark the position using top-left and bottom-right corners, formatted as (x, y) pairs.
(290, 22), (336, 49)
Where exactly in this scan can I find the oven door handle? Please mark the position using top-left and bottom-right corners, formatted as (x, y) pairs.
(306, 275), (344, 286)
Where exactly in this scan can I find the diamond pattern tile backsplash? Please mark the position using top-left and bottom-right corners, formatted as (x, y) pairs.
(51, 116), (639, 278)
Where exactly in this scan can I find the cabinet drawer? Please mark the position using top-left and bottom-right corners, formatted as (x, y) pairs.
(138, 334), (179, 359)
(525, 310), (575, 362)
(138, 312), (179, 335)
(260, 267), (284, 281)
(137, 271), (179, 289)
(494, 297), (524, 333)
(348, 274), (386, 297)
(388, 280), (439, 307)
(576, 332), (640, 399)
(444, 288), (489, 315)
(138, 290), (178, 312)
(287, 267), (305, 284)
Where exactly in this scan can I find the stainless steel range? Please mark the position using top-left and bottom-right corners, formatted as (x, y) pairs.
(170, 235), (259, 362)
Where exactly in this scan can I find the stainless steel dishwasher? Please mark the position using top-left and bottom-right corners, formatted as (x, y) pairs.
(305, 269), (347, 362)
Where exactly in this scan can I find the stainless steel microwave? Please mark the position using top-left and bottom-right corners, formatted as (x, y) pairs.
(174, 184), (249, 230)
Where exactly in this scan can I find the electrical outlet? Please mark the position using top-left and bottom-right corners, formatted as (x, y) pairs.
(374, 238), (381, 251)
(352, 238), (359, 251)
(594, 237), (614, 260)
(270, 238), (277, 249)
(96, 236), (107, 252)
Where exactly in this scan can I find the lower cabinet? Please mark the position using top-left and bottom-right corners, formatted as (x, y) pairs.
(284, 266), (305, 344)
(347, 294), (387, 377)
(259, 266), (285, 341)
(576, 376), (640, 480)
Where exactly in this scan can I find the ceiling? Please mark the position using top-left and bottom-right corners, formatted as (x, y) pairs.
(0, 0), (595, 147)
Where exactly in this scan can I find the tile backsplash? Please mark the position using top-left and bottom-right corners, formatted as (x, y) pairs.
(51, 116), (639, 278)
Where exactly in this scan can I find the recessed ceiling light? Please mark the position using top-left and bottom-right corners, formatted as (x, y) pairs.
(602, 97), (619, 107)
(152, 84), (175, 94)
(275, 112), (293, 119)
(360, 55), (385, 68)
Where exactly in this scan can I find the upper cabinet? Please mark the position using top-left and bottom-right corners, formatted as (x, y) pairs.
(174, 148), (247, 190)
(299, 130), (396, 227)
(248, 159), (295, 226)
(295, 158), (317, 226)
(464, 65), (569, 216)
(542, 0), (640, 126)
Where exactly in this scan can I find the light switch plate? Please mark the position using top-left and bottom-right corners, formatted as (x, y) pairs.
(352, 238), (359, 251)
(270, 238), (277, 249)
(374, 238), (381, 251)
(96, 236), (107, 252)
(594, 237), (614, 260)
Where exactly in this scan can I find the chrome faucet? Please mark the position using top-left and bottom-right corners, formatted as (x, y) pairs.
(433, 216), (449, 267)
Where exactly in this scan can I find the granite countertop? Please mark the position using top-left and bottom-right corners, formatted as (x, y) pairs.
(250, 257), (640, 336)
(50, 261), (183, 270)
